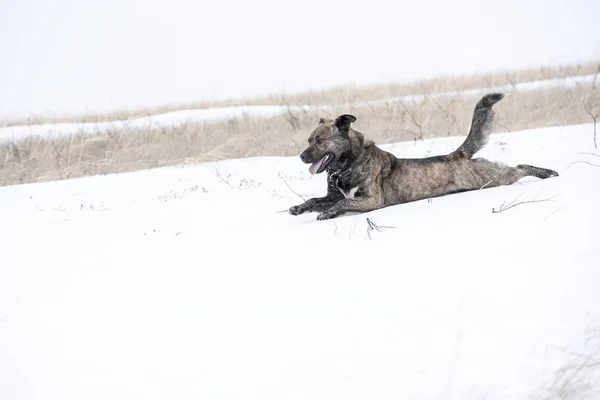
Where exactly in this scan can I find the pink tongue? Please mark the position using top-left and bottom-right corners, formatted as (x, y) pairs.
(309, 156), (326, 175)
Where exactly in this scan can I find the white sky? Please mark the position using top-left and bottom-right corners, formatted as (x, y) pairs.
(1, 0), (599, 119)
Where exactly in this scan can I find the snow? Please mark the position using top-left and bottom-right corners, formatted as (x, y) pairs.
(1, 123), (599, 399)
(1, 73), (596, 143)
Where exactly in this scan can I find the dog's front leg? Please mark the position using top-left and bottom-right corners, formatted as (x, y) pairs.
(317, 196), (383, 220)
(289, 195), (342, 215)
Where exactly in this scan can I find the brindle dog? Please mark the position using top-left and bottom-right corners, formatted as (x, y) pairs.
(289, 93), (559, 221)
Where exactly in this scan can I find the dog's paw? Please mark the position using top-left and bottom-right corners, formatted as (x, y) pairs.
(317, 211), (336, 221)
(541, 168), (560, 179)
(288, 205), (305, 216)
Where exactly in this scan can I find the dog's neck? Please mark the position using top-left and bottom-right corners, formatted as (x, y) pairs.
(329, 129), (367, 175)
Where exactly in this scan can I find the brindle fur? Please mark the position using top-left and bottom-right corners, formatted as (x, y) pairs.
(289, 93), (559, 221)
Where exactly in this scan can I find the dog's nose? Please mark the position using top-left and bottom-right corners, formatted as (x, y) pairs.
(300, 152), (308, 163)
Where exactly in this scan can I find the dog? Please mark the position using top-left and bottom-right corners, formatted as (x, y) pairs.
(288, 93), (559, 221)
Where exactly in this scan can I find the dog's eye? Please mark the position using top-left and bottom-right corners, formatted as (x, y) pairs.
(316, 138), (324, 144)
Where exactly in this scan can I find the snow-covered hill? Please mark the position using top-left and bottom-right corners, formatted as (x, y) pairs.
(1, 123), (599, 399)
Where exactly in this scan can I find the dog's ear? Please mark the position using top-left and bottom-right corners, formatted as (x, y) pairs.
(334, 114), (357, 134)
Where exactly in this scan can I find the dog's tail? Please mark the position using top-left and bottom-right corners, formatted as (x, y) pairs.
(449, 92), (504, 159)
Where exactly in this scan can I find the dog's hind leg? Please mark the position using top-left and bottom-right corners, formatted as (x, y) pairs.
(490, 164), (559, 187)
(515, 164), (559, 179)
(469, 159), (559, 190)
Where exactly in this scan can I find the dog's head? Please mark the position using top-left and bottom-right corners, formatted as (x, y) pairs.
(299, 114), (357, 175)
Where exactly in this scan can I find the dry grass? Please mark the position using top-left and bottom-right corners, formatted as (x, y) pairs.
(2, 62), (598, 128)
(531, 324), (600, 400)
(1, 64), (599, 187)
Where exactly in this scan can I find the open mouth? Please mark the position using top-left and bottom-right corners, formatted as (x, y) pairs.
(308, 153), (334, 175)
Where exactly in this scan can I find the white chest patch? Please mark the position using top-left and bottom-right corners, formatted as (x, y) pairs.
(338, 186), (359, 199)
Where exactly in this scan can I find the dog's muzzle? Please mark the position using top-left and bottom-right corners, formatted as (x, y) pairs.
(300, 151), (309, 163)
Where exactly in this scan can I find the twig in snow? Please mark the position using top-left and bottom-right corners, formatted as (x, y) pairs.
(544, 208), (565, 221)
(576, 152), (600, 158)
(492, 190), (559, 214)
(583, 101), (598, 149)
(567, 152), (600, 170)
(280, 175), (306, 201)
(349, 216), (359, 239)
(365, 217), (396, 239)
(209, 166), (234, 188)
(567, 160), (600, 170)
